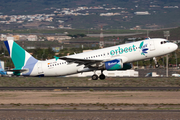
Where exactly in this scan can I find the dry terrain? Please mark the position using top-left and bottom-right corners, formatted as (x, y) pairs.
(0, 77), (180, 87)
(0, 91), (180, 119)
(0, 91), (180, 106)
(0, 77), (180, 119)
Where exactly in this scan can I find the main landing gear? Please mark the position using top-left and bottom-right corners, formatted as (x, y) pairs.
(92, 70), (106, 80)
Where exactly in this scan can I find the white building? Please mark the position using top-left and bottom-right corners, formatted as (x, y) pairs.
(66, 70), (139, 77)
(27, 35), (38, 41)
(134, 11), (150, 15)
(1, 34), (7, 41)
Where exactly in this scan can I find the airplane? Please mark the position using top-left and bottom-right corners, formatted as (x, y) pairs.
(4, 38), (178, 80)
(0, 60), (7, 76)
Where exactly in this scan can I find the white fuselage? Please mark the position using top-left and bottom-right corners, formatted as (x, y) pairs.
(27, 38), (178, 76)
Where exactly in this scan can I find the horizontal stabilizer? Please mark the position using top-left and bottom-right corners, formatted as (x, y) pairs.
(7, 69), (27, 73)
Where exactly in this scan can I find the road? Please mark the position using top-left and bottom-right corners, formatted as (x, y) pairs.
(87, 33), (143, 37)
(0, 87), (180, 91)
(0, 110), (180, 119)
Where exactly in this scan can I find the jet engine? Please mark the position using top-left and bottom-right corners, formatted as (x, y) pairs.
(104, 59), (123, 70)
(104, 59), (132, 70)
(121, 63), (132, 70)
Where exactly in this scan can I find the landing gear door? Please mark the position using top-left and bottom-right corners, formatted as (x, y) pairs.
(149, 40), (155, 51)
(37, 62), (43, 74)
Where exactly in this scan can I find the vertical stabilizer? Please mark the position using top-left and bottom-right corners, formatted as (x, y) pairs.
(4, 40), (38, 74)
(0, 60), (6, 75)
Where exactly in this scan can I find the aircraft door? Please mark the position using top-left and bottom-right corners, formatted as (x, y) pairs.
(149, 40), (155, 51)
(37, 62), (43, 74)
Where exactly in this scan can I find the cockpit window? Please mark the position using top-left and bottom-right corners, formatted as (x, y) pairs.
(161, 41), (170, 44)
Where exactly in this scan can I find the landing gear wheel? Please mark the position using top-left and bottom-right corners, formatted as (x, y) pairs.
(155, 64), (159, 68)
(99, 74), (106, 80)
(92, 74), (98, 80)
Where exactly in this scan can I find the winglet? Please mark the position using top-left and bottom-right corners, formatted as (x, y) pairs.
(54, 56), (59, 61)
(139, 41), (144, 49)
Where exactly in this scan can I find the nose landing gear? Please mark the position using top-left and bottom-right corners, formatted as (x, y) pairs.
(153, 57), (160, 68)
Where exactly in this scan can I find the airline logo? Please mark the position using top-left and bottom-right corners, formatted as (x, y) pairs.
(109, 41), (149, 56)
(108, 62), (118, 66)
(110, 45), (136, 56)
(105, 59), (122, 70)
(139, 41), (148, 56)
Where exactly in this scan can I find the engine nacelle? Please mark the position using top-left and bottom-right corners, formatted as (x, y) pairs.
(121, 63), (132, 70)
(104, 59), (123, 70)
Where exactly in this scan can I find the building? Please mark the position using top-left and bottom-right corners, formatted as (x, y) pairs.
(27, 35), (38, 41)
(13, 35), (20, 41)
(52, 47), (61, 52)
(66, 70), (139, 77)
(134, 11), (150, 15)
(47, 36), (55, 41)
(47, 36), (71, 41)
(19, 35), (27, 41)
(0, 34), (7, 41)
(56, 36), (71, 40)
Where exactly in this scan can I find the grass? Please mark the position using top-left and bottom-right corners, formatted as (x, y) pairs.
(0, 93), (18, 97)
(0, 77), (180, 87)
(153, 108), (180, 110)
(0, 29), (142, 34)
(1, 103), (180, 110)
(44, 93), (75, 97)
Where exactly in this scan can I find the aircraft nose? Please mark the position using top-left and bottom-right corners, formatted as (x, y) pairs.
(173, 43), (178, 51)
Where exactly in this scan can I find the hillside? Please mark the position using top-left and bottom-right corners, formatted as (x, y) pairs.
(0, 0), (179, 15)
(0, 0), (180, 29)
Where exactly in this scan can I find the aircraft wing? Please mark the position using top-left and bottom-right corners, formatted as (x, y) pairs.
(7, 69), (27, 73)
(60, 57), (103, 66)
(60, 56), (128, 67)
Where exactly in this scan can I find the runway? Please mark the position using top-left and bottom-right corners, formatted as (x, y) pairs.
(0, 87), (180, 119)
(0, 110), (180, 119)
(0, 87), (180, 91)
(0, 109), (180, 112)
